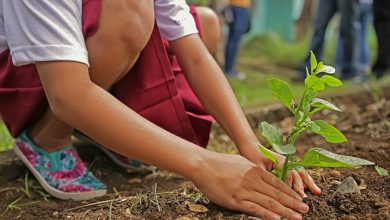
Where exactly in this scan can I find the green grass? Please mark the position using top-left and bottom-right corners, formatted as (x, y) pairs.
(241, 24), (378, 70)
(228, 67), (366, 108)
(0, 122), (13, 152)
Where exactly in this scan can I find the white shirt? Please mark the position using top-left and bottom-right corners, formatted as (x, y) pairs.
(0, 0), (198, 67)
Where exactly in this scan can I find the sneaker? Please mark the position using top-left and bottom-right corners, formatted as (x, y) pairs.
(13, 130), (107, 201)
(226, 71), (247, 80)
(73, 131), (149, 171)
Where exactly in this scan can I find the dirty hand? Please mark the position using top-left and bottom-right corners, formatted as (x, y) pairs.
(245, 148), (322, 198)
(190, 152), (310, 220)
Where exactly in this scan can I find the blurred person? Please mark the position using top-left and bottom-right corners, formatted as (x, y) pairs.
(224, 0), (252, 79)
(336, 0), (373, 76)
(372, 0), (390, 78)
(300, 0), (360, 80)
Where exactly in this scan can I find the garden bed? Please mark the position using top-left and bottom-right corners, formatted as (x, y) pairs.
(0, 87), (389, 220)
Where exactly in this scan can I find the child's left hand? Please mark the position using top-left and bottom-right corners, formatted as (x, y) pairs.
(243, 147), (322, 199)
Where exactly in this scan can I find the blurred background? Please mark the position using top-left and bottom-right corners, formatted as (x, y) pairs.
(1, 0), (389, 151)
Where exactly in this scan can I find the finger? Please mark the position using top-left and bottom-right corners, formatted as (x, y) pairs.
(254, 182), (310, 214)
(246, 193), (304, 220)
(239, 201), (281, 220)
(291, 170), (306, 198)
(260, 170), (303, 201)
(298, 169), (321, 195)
(285, 171), (293, 188)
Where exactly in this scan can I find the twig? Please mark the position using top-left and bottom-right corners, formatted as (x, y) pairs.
(152, 183), (161, 212)
(66, 197), (129, 211)
(0, 188), (19, 194)
(108, 201), (113, 220)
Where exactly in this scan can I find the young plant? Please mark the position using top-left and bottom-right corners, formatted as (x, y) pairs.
(259, 52), (376, 181)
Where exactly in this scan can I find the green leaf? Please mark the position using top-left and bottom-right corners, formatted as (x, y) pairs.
(305, 75), (325, 92)
(310, 51), (317, 74)
(272, 143), (296, 155)
(309, 122), (321, 133)
(311, 98), (341, 112)
(267, 78), (293, 109)
(314, 62), (324, 75)
(321, 75), (343, 87)
(311, 120), (347, 143)
(260, 122), (283, 145)
(302, 90), (317, 114)
(291, 148), (374, 168)
(259, 145), (278, 165)
(375, 165), (389, 176)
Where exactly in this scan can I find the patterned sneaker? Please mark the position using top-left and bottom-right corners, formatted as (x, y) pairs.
(73, 131), (149, 171)
(13, 130), (107, 201)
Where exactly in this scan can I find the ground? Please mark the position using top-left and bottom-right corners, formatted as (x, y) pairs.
(0, 86), (389, 220)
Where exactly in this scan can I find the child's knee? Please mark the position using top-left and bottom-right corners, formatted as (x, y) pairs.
(86, 0), (155, 88)
(98, 0), (155, 53)
(120, 0), (155, 52)
(196, 7), (221, 53)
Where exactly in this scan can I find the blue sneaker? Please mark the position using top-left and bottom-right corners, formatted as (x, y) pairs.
(13, 130), (107, 200)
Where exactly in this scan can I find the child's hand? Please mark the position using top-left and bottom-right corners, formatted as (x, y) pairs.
(244, 148), (321, 198)
(190, 152), (309, 220)
(272, 152), (322, 198)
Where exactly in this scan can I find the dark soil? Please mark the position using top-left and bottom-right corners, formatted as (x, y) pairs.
(0, 87), (389, 220)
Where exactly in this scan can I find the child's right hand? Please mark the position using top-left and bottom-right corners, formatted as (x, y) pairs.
(189, 153), (309, 220)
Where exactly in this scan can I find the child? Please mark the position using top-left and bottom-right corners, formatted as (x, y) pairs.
(0, 0), (320, 219)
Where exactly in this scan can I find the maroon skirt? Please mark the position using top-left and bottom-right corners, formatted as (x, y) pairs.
(0, 0), (212, 147)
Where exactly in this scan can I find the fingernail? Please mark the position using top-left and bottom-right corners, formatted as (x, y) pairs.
(302, 193), (307, 199)
(299, 203), (309, 213)
(292, 213), (303, 220)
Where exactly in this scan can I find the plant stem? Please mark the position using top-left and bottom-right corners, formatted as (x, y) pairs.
(280, 154), (290, 181)
(281, 88), (308, 181)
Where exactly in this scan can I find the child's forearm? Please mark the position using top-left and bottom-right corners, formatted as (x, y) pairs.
(36, 61), (208, 180)
(170, 35), (260, 157)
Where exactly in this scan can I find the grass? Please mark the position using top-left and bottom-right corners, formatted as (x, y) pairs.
(241, 22), (378, 70)
(227, 67), (368, 108)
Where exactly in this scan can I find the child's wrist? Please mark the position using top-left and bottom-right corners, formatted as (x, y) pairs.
(177, 147), (210, 181)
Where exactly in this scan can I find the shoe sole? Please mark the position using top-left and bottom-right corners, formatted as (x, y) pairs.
(73, 131), (152, 171)
(13, 144), (107, 201)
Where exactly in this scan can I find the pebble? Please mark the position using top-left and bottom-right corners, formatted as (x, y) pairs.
(336, 177), (361, 194)
(330, 170), (341, 177)
(125, 208), (131, 215)
(52, 211), (59, 217)
(176, 217), (195, 220)
(342, 215), (357, 220)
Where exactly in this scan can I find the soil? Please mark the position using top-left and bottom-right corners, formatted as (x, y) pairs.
(0, 87), (389, 220)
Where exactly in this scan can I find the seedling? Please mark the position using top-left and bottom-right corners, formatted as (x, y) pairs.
(259, 52), (377, 181)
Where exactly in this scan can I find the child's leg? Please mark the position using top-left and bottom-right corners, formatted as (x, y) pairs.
(195, 6), (221, 55)
(28, 0), (155, 152)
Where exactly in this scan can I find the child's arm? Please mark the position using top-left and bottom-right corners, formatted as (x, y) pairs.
(36, 61), (308, 219)
(169, 34), (321, 196)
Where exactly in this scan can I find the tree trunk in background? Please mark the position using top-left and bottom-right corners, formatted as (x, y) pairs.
(296, 0), (317, 41)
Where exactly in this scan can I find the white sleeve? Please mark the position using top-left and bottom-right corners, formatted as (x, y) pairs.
(2, 0), (88, 66)
(154, 0), (198, 41)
